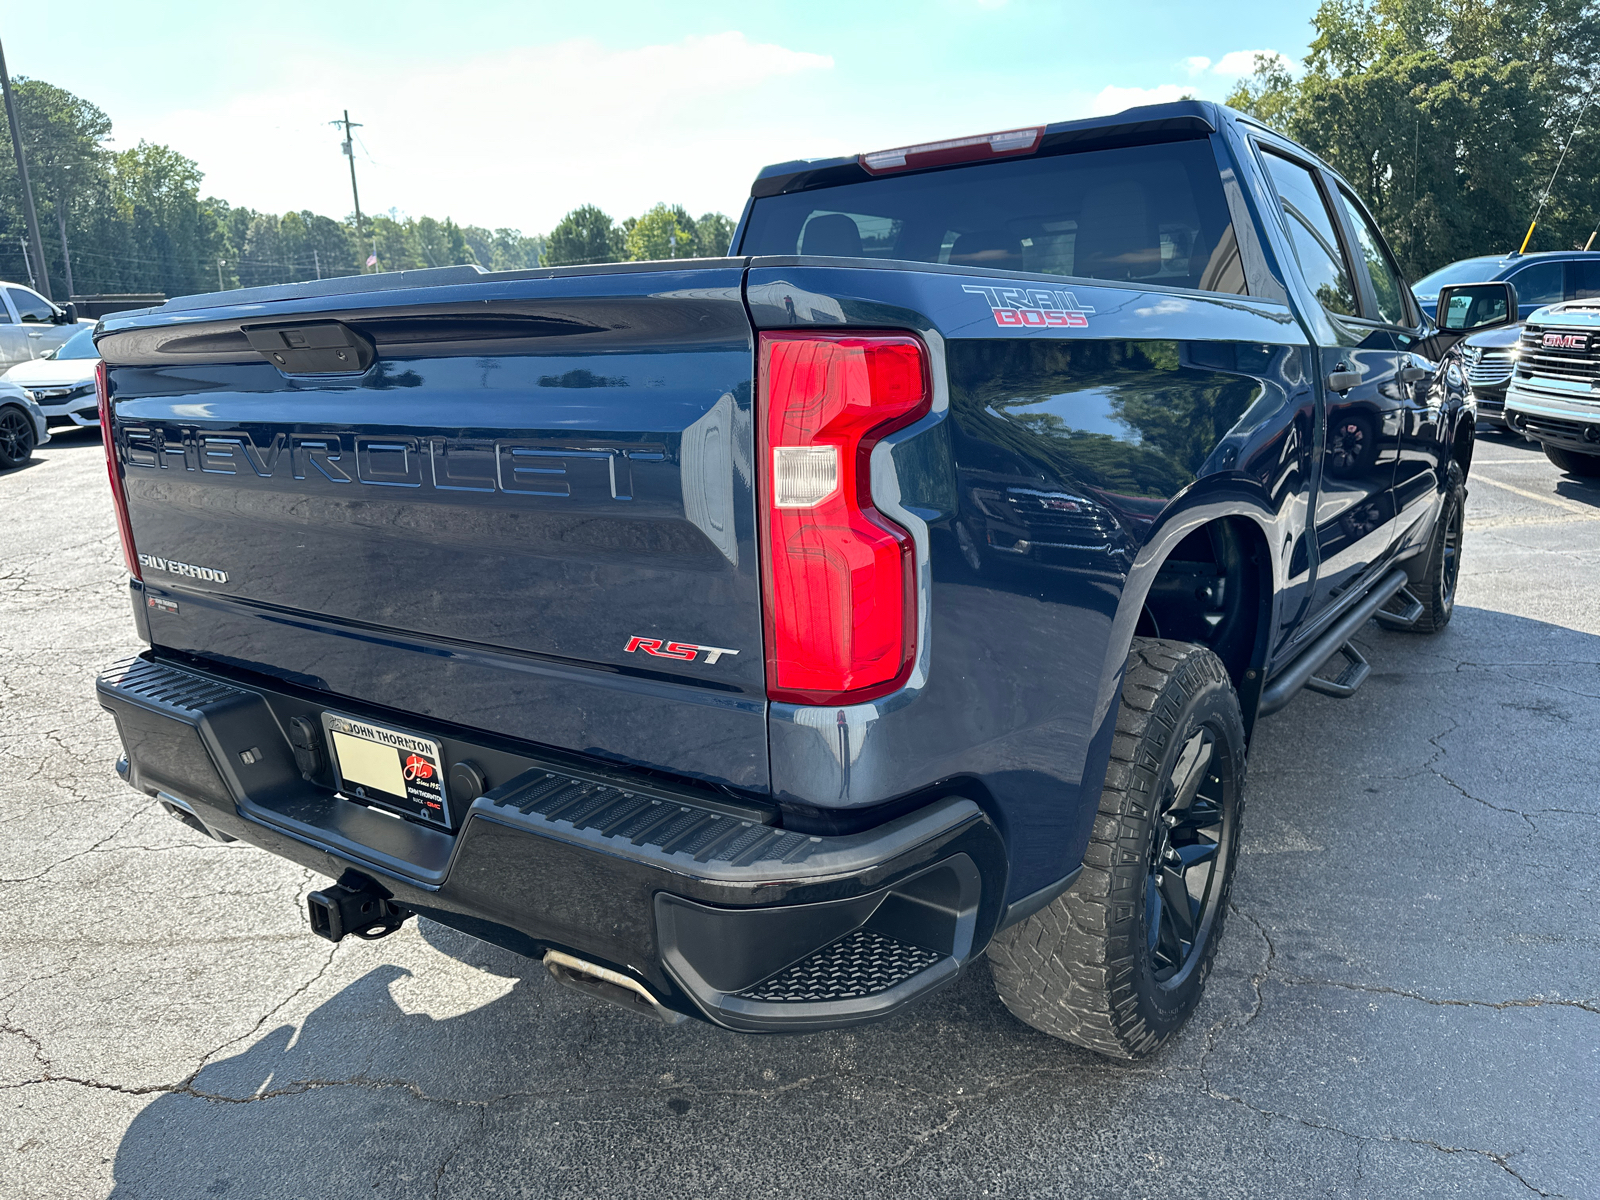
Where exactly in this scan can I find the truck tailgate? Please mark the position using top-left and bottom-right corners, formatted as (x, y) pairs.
(98, 265), (767, 791)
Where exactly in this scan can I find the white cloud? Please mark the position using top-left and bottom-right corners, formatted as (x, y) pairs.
(1184, 56), (1212, 77)
(1210, 49), (1293, 77)
(125, 32), (836, 235)
(1092, 83), (1194, 117)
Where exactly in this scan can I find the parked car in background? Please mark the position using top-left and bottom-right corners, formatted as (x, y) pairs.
(0, 281), (93, 370)
(1505, 301), (1600, 477)
(3, 325), (102, 428)
(0, 381), (50, 469)
(1459, 322), (1521, 428)
(1413, 250), (1591, 322)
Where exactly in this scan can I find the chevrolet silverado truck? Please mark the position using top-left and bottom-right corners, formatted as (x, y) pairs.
(1505, 302), (1600, 477)
(93, 101), (1514, 1058)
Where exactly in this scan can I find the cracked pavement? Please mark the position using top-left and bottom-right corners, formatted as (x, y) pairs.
(2, 425), (1596, 1199)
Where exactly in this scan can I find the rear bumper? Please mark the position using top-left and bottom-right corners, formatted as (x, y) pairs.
(96, 654), (1007, 1032)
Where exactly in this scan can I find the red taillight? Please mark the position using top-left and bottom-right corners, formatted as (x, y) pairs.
(859, 126), (1043, 174)
(758, 332), (930, 705)
(97, 358), (141, 581)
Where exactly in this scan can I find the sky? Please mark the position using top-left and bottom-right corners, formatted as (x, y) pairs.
(2, 0), (1316, 235)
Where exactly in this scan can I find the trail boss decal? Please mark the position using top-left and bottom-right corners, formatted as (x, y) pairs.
(624, 636), (739, 665)
(963, 284), (1096, 329)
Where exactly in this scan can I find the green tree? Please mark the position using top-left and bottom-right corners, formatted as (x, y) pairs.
(1228, 0), (1600, 277)
(544, 205), (621, 266)
(625, 202), (701, 260)
(695, 211), (737, 257)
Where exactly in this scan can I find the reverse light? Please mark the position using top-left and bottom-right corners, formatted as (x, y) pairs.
(97, 358), (141, 581)
(758, 332), (930, 705)
(860, 127), (1044, 174)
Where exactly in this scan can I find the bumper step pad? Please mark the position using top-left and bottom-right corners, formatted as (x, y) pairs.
(735, 928), (943, 1002)
(485, 770), (819, 870)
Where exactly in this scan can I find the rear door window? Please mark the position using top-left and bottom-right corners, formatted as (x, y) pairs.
(741, 138), (1248, 295)
(1259, 151), (1358, 318)
(1337, 187), (1408, 326)
(1507, 261), (1565, 306)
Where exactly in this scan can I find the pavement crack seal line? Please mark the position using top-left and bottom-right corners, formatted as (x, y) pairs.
(179, 938), (344, 1086)
(1194, 909), (1568, 1195)
(434, 1108), (487, 1200)
(1195, 1083), (1560, 1197)
(1424, 717), (1544, 833)
(0, 808), (152, 885)
(1276, 976), (1598, 1014)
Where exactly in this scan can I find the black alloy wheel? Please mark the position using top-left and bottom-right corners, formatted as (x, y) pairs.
(1146, 723), (1236, 987)
(1405, 459), (1467, 634)
(987, 639), (1246, 1059)
(0, 407), (35, 469)
(1437, 487), (1463, 614)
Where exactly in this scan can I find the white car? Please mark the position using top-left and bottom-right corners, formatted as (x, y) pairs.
(0, 381), (50, 469)
(0, 280), (94, 370)
(3, 325), (100, 427)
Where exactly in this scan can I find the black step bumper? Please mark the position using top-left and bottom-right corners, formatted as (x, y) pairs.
(96, 655), (1007, 1031)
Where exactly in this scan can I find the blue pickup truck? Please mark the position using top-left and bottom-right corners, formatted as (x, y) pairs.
(93, 101), (1512, 1058)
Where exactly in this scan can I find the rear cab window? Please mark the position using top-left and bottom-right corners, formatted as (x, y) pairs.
(740, 138), (1249, 296)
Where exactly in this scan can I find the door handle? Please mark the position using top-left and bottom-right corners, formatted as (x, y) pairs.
(26, 331), (43, 338)
(1398, 366), (1430, 384)
(1327, 370), (1361, 393)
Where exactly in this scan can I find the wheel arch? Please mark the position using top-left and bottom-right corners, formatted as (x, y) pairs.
(1098, 492), (1279, 739)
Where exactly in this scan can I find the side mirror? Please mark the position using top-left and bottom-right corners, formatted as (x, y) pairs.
(1436, 281), (1518, 333)
(62, 302), (79, 324)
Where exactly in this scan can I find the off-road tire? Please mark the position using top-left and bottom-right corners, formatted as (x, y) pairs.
(1542, 442), (1600, 478)
(1406, 460), (1466, 633)
(0, 405), (34, 469)
(987, 639), (1245, 1059)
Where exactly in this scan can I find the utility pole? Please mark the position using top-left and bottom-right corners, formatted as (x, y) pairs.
(217, 258), (226, 292)
(0, 37), (52, 301)
(330, 110), (366, 269)
(313, 248), (321, 280)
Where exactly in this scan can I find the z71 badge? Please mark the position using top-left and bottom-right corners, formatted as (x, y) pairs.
(963, 284), (1095, 329)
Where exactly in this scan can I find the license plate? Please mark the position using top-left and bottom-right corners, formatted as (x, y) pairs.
(321, 712), (450, 827)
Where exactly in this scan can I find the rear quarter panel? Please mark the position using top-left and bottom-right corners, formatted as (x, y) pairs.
(749, 261), (1314, 901)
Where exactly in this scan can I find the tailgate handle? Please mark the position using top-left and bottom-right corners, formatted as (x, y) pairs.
(242, 321), (375, 376)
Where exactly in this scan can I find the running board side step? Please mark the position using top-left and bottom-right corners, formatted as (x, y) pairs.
(1258, 568), (1409, 716)
(1374, 585), (1424, 630)
(1303, 641), (1370, 698)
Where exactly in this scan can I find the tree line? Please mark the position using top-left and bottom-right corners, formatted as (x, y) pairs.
(1228, 0), (1600, 279)
(13, 1), (1587, 303)
(0, 76), (735, 300)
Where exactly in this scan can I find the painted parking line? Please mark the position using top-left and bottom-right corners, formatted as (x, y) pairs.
(1469, 471), (1597, 516)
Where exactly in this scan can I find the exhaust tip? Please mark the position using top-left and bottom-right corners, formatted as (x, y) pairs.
(543, 950), (688, 1025)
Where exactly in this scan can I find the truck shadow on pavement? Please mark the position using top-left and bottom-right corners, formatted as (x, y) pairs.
(107, 605), (1600, 1199)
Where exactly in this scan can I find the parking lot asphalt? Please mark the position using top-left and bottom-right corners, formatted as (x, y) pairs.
(1, 424), (1596, 1200)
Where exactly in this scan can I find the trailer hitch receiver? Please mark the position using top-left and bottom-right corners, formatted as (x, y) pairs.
(307, 875), (411, 942)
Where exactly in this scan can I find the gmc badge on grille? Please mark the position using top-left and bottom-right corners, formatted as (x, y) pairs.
(1542, 332), (1587, 349)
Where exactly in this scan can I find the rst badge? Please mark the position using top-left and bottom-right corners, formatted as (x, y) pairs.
(963, 284), (1095, 329)
(624, 636), (739, 664)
